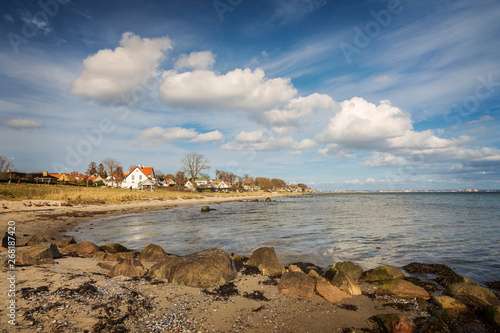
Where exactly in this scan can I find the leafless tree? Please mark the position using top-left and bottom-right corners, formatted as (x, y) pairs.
(181, 152), (210, 187)
(101, 158), (122, 186)
(0, 156), (15, 172)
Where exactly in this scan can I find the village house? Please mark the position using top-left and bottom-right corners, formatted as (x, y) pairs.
(121, 165), (156, 190)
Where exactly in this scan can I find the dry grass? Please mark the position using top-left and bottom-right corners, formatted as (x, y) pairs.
(0, 183), (270, 205)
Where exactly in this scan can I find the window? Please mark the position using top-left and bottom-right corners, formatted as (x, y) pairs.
(132, 175), (134, 180)
(139, 175), (142, 180)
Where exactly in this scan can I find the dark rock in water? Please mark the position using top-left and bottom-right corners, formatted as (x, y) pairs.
(278, 272), (315, 298)
(25, 235), (48, 247)
(2, 232), (15, 248)
(371, 313), (414, 333)
(375, 279), (430, 300)
(326, 261), (363, 281)
(265, 197), (271, 202)
(99, 243), (129, 254)
(140, 244), (175, 262)
(108, 258), (148, 278)
(247, 247), (285, 277)
(201, 206), (211, 212)
(149, 248), (237, 288)
(446, 282), (500, 308)
(362, 265), (404, 282)
(403, 262), (457, 277)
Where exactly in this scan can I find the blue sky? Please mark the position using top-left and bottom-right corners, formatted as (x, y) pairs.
(1, 0), (500, 190)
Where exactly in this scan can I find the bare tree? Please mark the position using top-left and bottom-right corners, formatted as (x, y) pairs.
(174, 170), (186, 187)
(0, 156), (15, 172)
(181, 152), (210, 187)
(101, 158), (122, 186)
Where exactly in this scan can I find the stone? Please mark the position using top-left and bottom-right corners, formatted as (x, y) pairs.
(315, 279), (352, 303)
(93, 251), (108, 260)
(363, 265), (405, 282)
(57, 237), (76, 248)
(99, 243), (129, 254)
(432, 295), (468, 313)
(402, 262), (457, 277)
(26, 235), (48, 246)
(288, 264), (304, 273)
(201, 206), (211, 212)
(2, 232), (15, 248)
(331, 271), (362, 296)
(278, 272), (315, 298)
(149, 248), (237, 288)
(247, 247), (285, 277)
(326, 261), (363, 281)
(140, 244), (174, 262)
(308, 269), (327, 281)
(446, 282), (500, 308)
(230, 253), (247, 262)
(97, 262), (115, 271)
(486, 305), (500, 330)
(372, 313), (415, 333)
(16, 253), (39, 266)
(18, 242), (63, 260)
(376, 279), (430, 300)
(105, 252), (136, 262)
(265, 197), (272, 202)
(63, 241), (99, 254)
(108, 258), (148, 278)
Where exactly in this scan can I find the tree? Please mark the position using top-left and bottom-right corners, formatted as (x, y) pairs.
(165, 173), (175, 180)
(155, 170), (165, 180)
(255, 177), (272, 191)
(101, 158), (122, 186)
(174, 170), (186, 187)
(181, 152), (210, 186)
(86, 162), (97, 176)
(0, 156), (15, 172)
(97, 163), (107, 178)
(271, 178), (286, 189)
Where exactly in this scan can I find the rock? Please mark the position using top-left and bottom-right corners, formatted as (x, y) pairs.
(288, 264), (304, 273)
(363, 265), (405, 282)
(432, 295), (468, 313)
(139, 244), (174, 262)
(230, 253), (247, 262)
(486, 305), (500, 330)
(26, 235), (48, 246)
(265, 197), (271, 202)
(277, 272), (315, 298)
(97, 262), (115, 271)
(402, 262), (457, 277)
(331, 271), (362, 296)
(149, 248), (237, 288)
(326, 261), (363, 281)
(108, 258), (148, 278)
(372, 314), (415, 333)
(16, 253), (39, 266)
(247, 247), (285, 277)
(446, 282), (500, 308)
(308, 269), (327, 281)
(99, 243), (129, 254)
(93, 251), (108, 260)
(201, 206), (211, 212)
(315, 279), (352, 303)
(105, 252), (136, 262)
(18, 242), (63, 260)
(57, 237), (76, 248)
(2, 232), (15, 248)
(63, 241), (99, 254)
(376, 279), (430, 300)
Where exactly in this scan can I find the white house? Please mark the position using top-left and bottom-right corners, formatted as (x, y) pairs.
(122, 165), (156, 189)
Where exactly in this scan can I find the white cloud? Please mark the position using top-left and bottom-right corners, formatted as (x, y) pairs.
(222, 131), (297, 151)
(139, 126), (197, 144)
(468, 115), (494, 124)
(235, 130), (264, 142)
(191, 130), (224, 142)
(70, 32), (172, 105)
(294, 138), (318, 150)
(174, 51), (216, 71)
(159, 68), (296, 111)
(5, 118), (44, 129)
(317, 144), (354, 158)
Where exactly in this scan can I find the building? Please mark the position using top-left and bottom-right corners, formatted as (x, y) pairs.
(121, 165), (156, 189)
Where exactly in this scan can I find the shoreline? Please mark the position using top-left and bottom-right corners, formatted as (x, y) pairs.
(0, 193), (284, 246)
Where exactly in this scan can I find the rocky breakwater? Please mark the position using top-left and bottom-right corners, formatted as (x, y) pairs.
(2, 234), (500, 332)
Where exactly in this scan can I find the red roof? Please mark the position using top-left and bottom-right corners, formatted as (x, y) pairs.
(129, 166), (154, 179)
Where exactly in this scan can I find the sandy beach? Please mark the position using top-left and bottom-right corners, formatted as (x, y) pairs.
(1, 196), (499, 332)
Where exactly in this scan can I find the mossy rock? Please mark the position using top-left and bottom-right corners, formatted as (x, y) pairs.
(99, 243), (129, 254)
(363, 265), (404, 282)
(375, 279), (430, 300)
(446, 283), (500, 308)
(326, 261), (363, 281)
(432, 295), (468, 313)
(201, 206), (211, 212)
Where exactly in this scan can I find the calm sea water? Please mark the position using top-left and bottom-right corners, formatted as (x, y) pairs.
(67, 193), (500, 284)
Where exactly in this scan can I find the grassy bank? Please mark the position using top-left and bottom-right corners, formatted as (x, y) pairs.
(0, 183), (266, 205)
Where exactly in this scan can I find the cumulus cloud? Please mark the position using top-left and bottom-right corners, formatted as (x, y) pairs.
(317, 144), (354, 158)
(174, 51), (216, 71)
(222, 130), (297, 151)
(139, 126), (223, 145)
(294, 139), (318, 150)
(5, 118), (44, 129)
(159, 68), (296, 111)
(70, 32), (172, 105)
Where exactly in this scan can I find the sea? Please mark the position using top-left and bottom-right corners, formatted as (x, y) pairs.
(67, 192), (500, 284)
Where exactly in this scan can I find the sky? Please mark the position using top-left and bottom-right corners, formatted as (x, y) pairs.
(1, 0), (500, 191)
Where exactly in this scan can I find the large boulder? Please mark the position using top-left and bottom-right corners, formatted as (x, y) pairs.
(26, 235), (48, 247)
(104, 252), (136, 262)
(18, 242), (63, 260)
(375, 279), (430, 300)
(486, 305), (500, 330)
(99, 243), (129, 254)
(363, 265), (405, 282)
(432, 295), (468, 313)
(277, 272), (315, 298)
(139, 244), (174, 262)
(315, 279), (352, 303)
(326, 261), (363, 281)
(63, 241), (99, 254)
(372, 314), (415, 333)
(331, 271), (362, 296)
(247, 247), (285, 277)
(149, 248), (237, 288)
(446, 283), (500, 308)
(108, 259), (148, 278)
